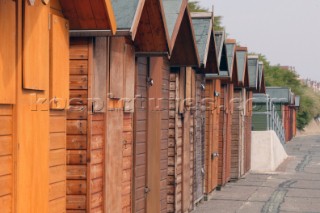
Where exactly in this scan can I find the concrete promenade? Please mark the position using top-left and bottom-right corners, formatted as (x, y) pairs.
(192, 135), (320, 213)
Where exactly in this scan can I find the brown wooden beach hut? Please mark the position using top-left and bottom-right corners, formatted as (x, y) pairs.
(230, 46), (250, 180)
(62, 0), (170, 212)
(162, 0), (200, 212)
(191, 12), (221, 197)
(0, 0), (116, 212)
(78, 1), (171, 212)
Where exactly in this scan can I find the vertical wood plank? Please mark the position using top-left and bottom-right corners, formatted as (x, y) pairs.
(105, 110), (123, 213)
(92, 37), (108, 112)
(146, 57), (163, 213)
(50, 14), (69, 109)
(182, 112), (190, 212)
(109, 37), (124, 99)
(0, 0), (16, 104)
(124, 44), (135, 112)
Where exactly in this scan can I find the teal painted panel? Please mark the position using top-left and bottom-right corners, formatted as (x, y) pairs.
(226, 43), (235, 72)
(248, 58), (258, 89)
(266, 87), (290, 103)
(252, 114), (268, 131)
(192, 17), (211, 65)
(111, 0), (140, 29)
(163, 0), (184, 38)
(214, 32), (223, 58)
(236, 51), (246, 82)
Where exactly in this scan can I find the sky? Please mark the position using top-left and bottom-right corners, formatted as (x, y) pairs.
(198, 0), (320, 81)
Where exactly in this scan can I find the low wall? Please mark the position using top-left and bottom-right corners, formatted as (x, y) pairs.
(251, 131), (288, 172)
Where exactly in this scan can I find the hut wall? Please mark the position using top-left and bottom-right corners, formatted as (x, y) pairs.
(16, 1), (51, 212)
(106, 37), (135, 213)
(134, 57), (148, 213)
(0, 0), (16, 212)
(204, 79), (220, 194)
(193, 73), (206, 203)
(49, 111), (67, 213)
(133, 57), (169, 213)
(244, 91), (252, 174)
(231, 89), (242, 180)
(0, 105), (14, 213)
(225, 84), (234, 183)
(218, 84), (229, 186)
(167, 68), (195, 213)
(49, 3), (69, 212)
(67, 38), (91, 212)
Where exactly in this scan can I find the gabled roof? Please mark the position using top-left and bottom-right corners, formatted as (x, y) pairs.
(111, 0), (170, 53)
(60, 0), (117, 33)
(247, 55), (259, 90)
(191, 12), (219, 73)
(258, 62), (266, 93)
(164, 0), (200, 66)
(235, 46), (248, 87)
(266, 87), (292, 104)
(214, 31), (229, 76)
(226, 39), (237, 82)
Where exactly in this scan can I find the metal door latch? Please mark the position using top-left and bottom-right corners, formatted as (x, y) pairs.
(211, 152), (219, 160)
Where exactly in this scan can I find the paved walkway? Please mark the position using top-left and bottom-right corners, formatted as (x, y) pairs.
(192, 135), (320, 213)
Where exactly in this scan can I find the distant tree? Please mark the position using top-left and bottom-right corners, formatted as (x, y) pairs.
(213, 16), (223, 31)
(256, 53), (320, 130)
(188, 1), (224, 31)
(188, 1), (207, 12)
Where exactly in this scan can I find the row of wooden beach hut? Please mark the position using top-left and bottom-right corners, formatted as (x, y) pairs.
(0, 0), (268, 212)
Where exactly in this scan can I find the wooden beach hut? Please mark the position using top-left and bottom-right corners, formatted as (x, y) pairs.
(0, 0), (116, 212)
(74, 1), (171, 213)
(162, 0), (200, 212)
(204, 31), (233, 189)
(191, 13), (221, 197)
(230, 46), (250, 180)
(63, 0), (169, 212)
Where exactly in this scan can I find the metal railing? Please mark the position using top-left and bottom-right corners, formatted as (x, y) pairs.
(252, 94), (286, 145)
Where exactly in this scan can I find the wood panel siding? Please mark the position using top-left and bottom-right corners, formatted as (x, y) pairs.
(230, 90), (242, 180)
(193, 73), (205, 204)
(133, 57), (169, 213)
(122, 113), (133, 213)
(167, 72), (179, 213)
(225, 84), (234, 183)
(67, 38), (90, 212)
(0, 105), (14, 213)
(217, 86), (226, 186)
(49, 111), (67, 212)
(16, 2), (50, 212)
(0, 1), (16, 104)
(106, 37), (135, 213)
(134, 57), (148, 213)
(160, 59), (169, 213)
(89, 113), (105, 212)
(204, 79), (220, 194)
(167, 68), (195, 213)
